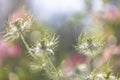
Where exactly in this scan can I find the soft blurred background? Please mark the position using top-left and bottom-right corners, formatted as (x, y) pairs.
(0, 0), (120, 80)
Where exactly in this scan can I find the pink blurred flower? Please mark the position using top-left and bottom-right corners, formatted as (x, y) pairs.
(62, 53), (87, 76)
(92, 11), (106, 23)
(9, 7), (26, 23)
(7, 44), (23, 58)
(101, 46), (120, 63)
(0, 40), (23, 67)
(0, 41), (9, 58)
(0, 41), (9, 66)
(106, 7), (120, 22)
(92, 6), (120, 23)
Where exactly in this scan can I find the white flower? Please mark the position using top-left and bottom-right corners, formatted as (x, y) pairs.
(97, 73), (104, 79)
(46, 48), (54, 54)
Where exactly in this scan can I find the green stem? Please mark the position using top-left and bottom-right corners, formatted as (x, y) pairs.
(44, 52), (63, 80)
(19, 31), (42, 65)
(89, 49), (94, 72)
(89, 58), (94, 72)
(20, 33), (37, 60)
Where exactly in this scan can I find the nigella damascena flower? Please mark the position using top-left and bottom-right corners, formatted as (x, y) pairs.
(87, 63), (119, 80)
(76, 33), (105, 57)
(87, 72), (118, 80)
(30, 43), (44, 55)
(4, 23), (20, 41)
(30, 33), (59, 55)
(31, 42), (55, 55)
(4, 10), (33, 41)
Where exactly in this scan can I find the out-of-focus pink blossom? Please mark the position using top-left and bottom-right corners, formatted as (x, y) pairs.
(0, 41), (9, 66)
(7, 44), (23, 58)
(92, 11), (106, 24)
(62, 53), (87, 75)
(0, 40), (23, 67)
(9, 7), (26, 23)
(0, 41), (9, 59)
(10, 11), (23, 23)
(101, 46), (120, 63)
(92, 6), (120, 23)
(106, 7), (120, 22)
